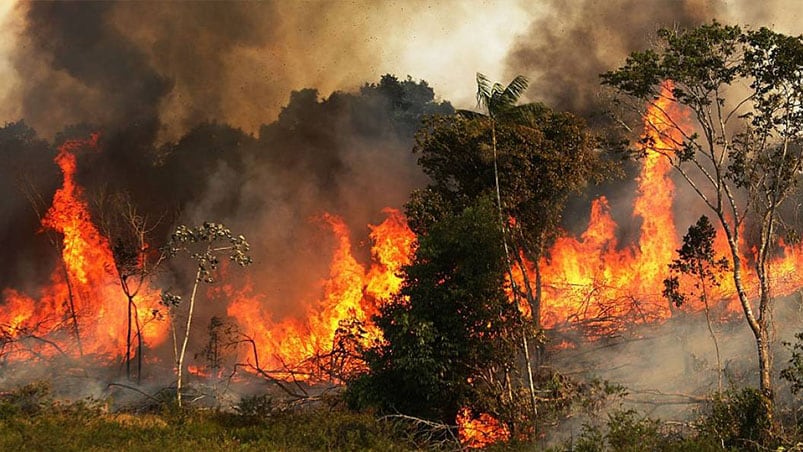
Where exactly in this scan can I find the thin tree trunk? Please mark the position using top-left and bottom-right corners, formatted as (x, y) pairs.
(134, 302), (143, 384)
(697, 263), (722, 393)
(61, 264), (83, 356)
(126, 292), (133, 380)
(176, 266), (203, 407)
(490, 120), (538, 423)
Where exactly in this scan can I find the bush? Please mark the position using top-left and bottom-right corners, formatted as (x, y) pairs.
(0, 381), (53, 417)
(699, 387), (774, 450)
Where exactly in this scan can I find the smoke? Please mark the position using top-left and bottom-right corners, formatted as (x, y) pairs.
(542, 293), (803, 446)
(0, 1), (530, 144)
(504, 0), (721, 119)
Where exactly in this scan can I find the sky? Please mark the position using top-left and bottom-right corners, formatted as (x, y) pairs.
(0, 0), (800, 141)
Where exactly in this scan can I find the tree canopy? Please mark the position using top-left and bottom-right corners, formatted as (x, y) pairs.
(350, 198), (523, 426)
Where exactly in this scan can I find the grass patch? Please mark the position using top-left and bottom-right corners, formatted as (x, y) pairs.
(0, 385), (420, 451)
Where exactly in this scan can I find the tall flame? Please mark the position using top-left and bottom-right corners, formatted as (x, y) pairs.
(225, 208), (415, 378)
(1, 135), (168, 359)
(532, 81), (803, 336)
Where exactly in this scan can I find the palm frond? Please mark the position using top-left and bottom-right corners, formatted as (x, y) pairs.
(496, 102), (547, 126)
(456, 109), (486, 120)
(499, 75), (529, 109)
(476, 72), (493, 111)
(475, 73), (529, 118)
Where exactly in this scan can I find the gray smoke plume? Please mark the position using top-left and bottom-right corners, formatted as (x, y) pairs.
(505, 0), (722, 118)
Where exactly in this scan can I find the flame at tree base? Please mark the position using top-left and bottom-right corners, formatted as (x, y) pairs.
(457, 408), (511, 449)
(224, 208), (415, 380)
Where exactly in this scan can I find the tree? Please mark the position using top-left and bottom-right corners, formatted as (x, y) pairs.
(93, 191), (166, 383)
(602, 22), (803, 416)
(413, 74), (613, 326)
(350, 199), (527, 432)
(662, 215), (729, 392)
(162, 222), (251, 407)
(409, 74), (613, 426)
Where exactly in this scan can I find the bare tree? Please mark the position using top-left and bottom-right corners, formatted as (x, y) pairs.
(162, 222), (251, 407)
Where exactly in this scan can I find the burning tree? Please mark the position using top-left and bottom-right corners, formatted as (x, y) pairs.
(94, 191), (166, 383)
(602, 22), (803, 418)
(162, 222), (252, 407)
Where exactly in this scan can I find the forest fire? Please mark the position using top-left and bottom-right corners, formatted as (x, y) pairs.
(0, 135), (168, 360)
(223, 208), (415, 379)
(456, 407), (511, 448)
(530, 82), (803, 336)
(2, 82), (803, 449)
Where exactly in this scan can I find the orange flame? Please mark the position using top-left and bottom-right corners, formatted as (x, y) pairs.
(456, 407), (511, 449)
(519, 81), (803, 336)
(1, 135), (168, 359)
(225, 208), (415, 379)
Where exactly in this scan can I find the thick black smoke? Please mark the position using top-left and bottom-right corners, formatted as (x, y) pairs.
(14, 2), (169, 139)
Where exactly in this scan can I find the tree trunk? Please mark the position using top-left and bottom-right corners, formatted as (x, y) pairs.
(176, 267), (203, 407)
(126, 293), (133, 380)
(490, 119), (538, 423)
(722, 216), (774, 418)
(61, 264), (83, 356)
(697, 262), (722, 393)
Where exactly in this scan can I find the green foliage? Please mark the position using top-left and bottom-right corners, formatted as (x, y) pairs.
(349, 198), (523, 426)
(476, 72), (530, 119)
(602, 21), (803, 225)
(662, 215), (729, 308)
(165, 222), (252, 284)
(699, 387), (775, 450)
(0, 400), (419, 451)
(782, 332), (803, 395)
(603, 20), (803, 417)
(0, 381), (54, 418)
(563, 409), (723, 452)
(573, 410), (663, 452)
(411, 102), (612, 243)
(235, 393), (274, 419)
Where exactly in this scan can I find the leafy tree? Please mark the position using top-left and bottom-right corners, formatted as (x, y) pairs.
(602, 21), (803, 416)
(781, 332), (803, 395)
(162, 222), (251, 407)
(411, 75), (613, 326)
(350, 199), (525, 431)
(663, 215), (729, 392)
(409, 74), (613, 427)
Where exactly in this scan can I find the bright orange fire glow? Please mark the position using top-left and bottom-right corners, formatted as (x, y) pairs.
(0, 135), (168, 359)
(4, 81), (803, 451)
(225, 208), (415, 379)
(457, 407), (511, 449)
(523, 81), (803, 336)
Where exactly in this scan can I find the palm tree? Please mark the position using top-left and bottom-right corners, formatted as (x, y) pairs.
(472, 72), (538, 422)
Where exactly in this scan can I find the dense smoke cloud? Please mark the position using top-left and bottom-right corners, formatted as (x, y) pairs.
(4, 1), (517, 142)
(505, 0), (720, 118)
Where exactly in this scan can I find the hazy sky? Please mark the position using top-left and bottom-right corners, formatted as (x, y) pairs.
(0, 1), (800, 141)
